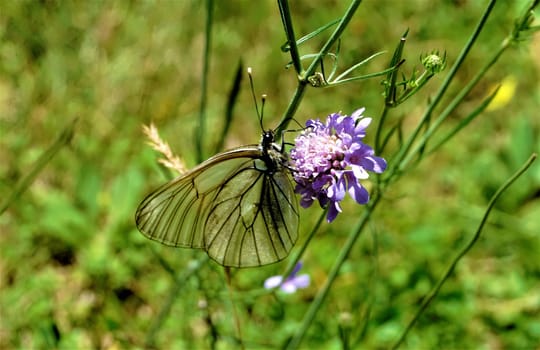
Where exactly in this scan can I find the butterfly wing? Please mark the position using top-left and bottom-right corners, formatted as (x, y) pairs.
(135, 146), (299, 267)
(205, 160), (299, 267)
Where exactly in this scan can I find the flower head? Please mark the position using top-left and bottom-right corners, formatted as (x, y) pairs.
(422, 52), (446, 74)
(264, 262), (310, 294)
(290, 108), (387, 222)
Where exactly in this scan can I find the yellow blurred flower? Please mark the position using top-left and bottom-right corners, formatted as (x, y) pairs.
(487, 76), (517, 111)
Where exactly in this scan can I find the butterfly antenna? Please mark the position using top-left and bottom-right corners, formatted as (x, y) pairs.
(247, 67), (265, 131)
(260, 94), (267, 131)
(291, 117), (304, 130)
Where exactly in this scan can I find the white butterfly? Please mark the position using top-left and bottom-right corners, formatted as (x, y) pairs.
(135, 130), (299, 267)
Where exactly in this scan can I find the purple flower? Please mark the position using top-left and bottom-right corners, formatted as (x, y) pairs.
(264, 262), (310, 294)
(290, 108), (387, 222)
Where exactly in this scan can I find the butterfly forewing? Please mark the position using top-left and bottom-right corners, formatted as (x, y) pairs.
(135, 142), (299, 267)
(136, 147), (261, 248)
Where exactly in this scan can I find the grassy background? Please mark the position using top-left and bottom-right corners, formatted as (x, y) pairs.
(1, 1), (539, 348)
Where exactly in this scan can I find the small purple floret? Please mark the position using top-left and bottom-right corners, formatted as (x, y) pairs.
(290, 108), (387, 222)
(264, 262), (310, 294)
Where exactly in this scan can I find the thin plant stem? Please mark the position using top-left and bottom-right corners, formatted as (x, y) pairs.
(145, 256), (206, 347)
(215, 60), (243, 153)
(276, 82), (308, 138)
(276, 0), (363, 136)
(277, 0), (303, 75)
(279, 210), (326, 286)
(391, 153), (537, 349)
(0, 118), (77, 216)
(390, 0), (496, 174)
(224, 267), (245, 350)
(375, 29), (408, 154)
(195, 0), (214, 163)
(398, 41), (506, 172)
(303, 0), (362, 80)
(375, 105), (391, 154)
(286, 194), (381, 350)
(333, 52), (387, 81)
(329, 65), (398, 86)
(425, 86), (500, 157)
(280, 18), (341, 53)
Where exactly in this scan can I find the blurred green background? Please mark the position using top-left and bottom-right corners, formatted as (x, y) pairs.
(1, 1), (539, 349)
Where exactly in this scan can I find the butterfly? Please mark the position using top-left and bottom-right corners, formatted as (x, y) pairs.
(135, 129), (299, 268)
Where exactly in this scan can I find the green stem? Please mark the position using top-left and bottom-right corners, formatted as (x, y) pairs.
(276, 0), (363, 135)
(303, 0), (362, 80)
(329, 65), (398, 86)
(277, 0), (303, 75)
(145, 257), (206, 347)
(280, 210), (326, 284)
(195, 0), (214, 163)
(391, 153), (537, 349)
(425, 85), (500, 157)
(390, 0), (496, 175)
(276, 82), (307, 137)
(333, 52), (386, 82)
(286, 194), (380, 350)
(375, 105), (390, 154)
(398, 40), (507, 172)
(0, 118), (77, 216)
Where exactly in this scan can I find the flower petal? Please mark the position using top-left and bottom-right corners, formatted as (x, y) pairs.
(350, 107), (365, 119)
(264, 275), (283, 289)
(361, 155), (387, 173)
(280, 281), (298, 294)
(348, 178), (369, 204)
(327, 201), (342, 222)
(290, 262), (302, 276)
(317, 192), (329, 208)
(355, 117), (371, 135)
(351, 164), (369, 180)
(300, 195), (314, 208)
(290, 274), (310, 289)
(327, 174), (346, 201)
(313, 174), (332, 191)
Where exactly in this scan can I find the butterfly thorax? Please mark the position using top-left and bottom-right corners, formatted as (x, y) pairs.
(259, 130), (286, 174)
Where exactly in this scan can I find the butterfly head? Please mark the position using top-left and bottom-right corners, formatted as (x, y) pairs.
(260, 130), (275, 152)
(259, 129), (288, 173)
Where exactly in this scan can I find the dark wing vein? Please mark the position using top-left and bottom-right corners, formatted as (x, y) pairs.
(269, 173), (299, 242)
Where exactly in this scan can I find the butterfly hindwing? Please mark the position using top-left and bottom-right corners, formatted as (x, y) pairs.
(135, 144), (299, 267)
(205, 159), (299, 267)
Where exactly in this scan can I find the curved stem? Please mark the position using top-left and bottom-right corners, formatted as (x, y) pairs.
(390, 0), (496, 175)
(281, 210), (326, 281)
(195, 0), (214, 163)
(276, 0), (363, 135)
(303, 0), (363, 80)
(276, 82), (307, 137)
(391, 153), (537, 349)
(397, 41), (506, 172)
(0, 118), (77, 216)
(278, 0), (302, 75)
(286, 194), (381, 350)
